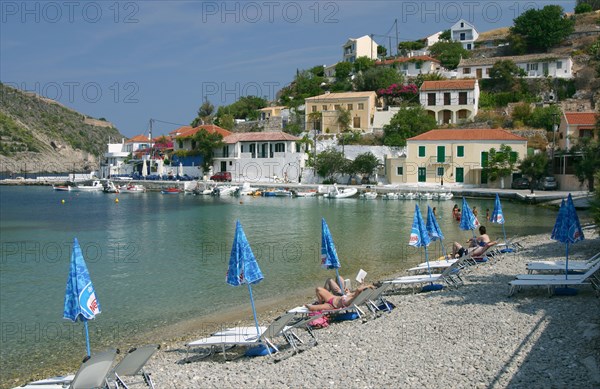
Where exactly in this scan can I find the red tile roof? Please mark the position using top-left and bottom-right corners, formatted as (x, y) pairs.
(126, 134), (151, 143)
(408, 129), (527, 142)
(376, 55), (440, 66)
(171, 124), (232, 139)
(224, 131), (300, 144)
(420, 80), (477, 91)
(564, 112), (597, 126)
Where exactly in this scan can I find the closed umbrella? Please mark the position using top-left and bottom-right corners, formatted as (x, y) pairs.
(226, 221), (264, 345)
(551, 194), (584, 280)
(459, 197), (479, 238)
(490, 193), (512, 252)
(63, 238), (101, 357)
(321, 218), (343, 293)
(426, 205), (447, 259)
(410, 204), (432, 275)
(178, 162), (183, 177)
(141, 159), (147, 178)
(157, 159), (164, 178)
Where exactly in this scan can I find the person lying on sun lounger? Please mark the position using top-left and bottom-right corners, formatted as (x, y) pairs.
(305, 284), (374, 311)
(452, 226), (491, 258)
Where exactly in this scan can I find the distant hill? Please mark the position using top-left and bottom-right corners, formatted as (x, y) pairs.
(0, 83), (125, 174)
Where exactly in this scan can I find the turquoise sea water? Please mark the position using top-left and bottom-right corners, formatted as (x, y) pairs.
(0, 186), (566, 384)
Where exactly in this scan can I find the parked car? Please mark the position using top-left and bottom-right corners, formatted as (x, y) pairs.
(210, 171), (232, 182)
(536, 176), (558, 191)
(511, 177), (530, 189)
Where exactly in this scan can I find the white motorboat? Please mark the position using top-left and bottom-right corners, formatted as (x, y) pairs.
(360, 191), (378, 200)
(52, 185), (72, 191)
(238, 182), (259, 196)
(295, 190), (317, 197)
(403, 192), (417, 200)
(439, 192), (454, 200)
(72, 180), (104, 191)
(102, 181), (120, 194)
(323, 185), (358, 199)
(383, 193), (399, 200)
(419, 192), (433, 200)
(119, 184), (146, 193)
(213, 185), (238, 196)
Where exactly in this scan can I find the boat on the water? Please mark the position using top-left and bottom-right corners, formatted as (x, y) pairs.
(119, 184), (146, 193)
(295, 190), (317, 197)
(323, 185), (358, 199)
(360, 191), (378, 200)
(102, 181), (120, 194)
(262, 189), (292, 197)
(52, 185), (72, 191)
(72, 180), (104, 192)
(161, 187), (181, 194)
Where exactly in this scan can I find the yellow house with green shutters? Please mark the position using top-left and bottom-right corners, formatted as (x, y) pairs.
(385, 128), (527, 186)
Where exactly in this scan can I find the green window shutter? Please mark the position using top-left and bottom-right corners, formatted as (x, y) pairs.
(437, 146), (445, 163)
(419, 146), (425, 157)
(509, 151), (518, 163)
(457, 146), (464, 157)
(397, 166), (403, 175)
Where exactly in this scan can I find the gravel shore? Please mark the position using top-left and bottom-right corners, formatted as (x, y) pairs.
(138, 230), (600, 389)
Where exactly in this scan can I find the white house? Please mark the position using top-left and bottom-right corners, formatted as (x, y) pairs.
(419, 80), (479, 124)
(457, 54), (573, 79)
(424, 31), (442, 47)
(213, 131), (308, 182)
(343, 35), (379, 63)
(101, 134), (151, 177)
(375, 55), (443, 77)
(451, 19), (478, 50)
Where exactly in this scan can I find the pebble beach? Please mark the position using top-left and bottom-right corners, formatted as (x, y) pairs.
(136, 230), (600, 389)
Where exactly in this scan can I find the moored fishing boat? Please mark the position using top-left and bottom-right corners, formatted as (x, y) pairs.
(119, 184), (146, 193)
(161, 187), (181, 194)
(52, 184), (72, 191)
(72, 180), (104, 192)
(323, 184), (358, 199)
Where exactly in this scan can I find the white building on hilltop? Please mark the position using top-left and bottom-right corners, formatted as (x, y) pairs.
(451, 19), (478, 50)
(343, 35), (379, 63)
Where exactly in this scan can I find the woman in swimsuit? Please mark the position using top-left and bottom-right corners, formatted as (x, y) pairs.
(451, 226), (491, 258)
(305, 284), (374, 312)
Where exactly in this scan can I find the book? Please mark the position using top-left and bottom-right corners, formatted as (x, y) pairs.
(356, 269), (367, 284)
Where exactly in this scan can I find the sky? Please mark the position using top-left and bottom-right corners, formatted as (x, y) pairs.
(1, 0), (573, 138)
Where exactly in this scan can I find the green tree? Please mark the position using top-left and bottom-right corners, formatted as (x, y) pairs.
(191, 99), (215, 127)
(489, 60), (526, 91)
(216, 96), (267, 120)
(397, 40), (426, 56)
(577, 0), (600, 11)
(525, 105), (562, 132)
(309, 65), (325, 77)
(177, 129), (225, 173)
(351, 152), (380, 181)
(428, 41), (470, 70)
(215, 113), (234, 130)
(383, 106), (437, 147)
(355, 67), (403, 92)
(353, 56), (376, 73)
(507, 33), (528, 55)
(335, 61), (353, 82)
(518, 153), (549, 193)
(571, 136), (600, 192)
(279, 69), (324, 108)
(315, 147), (348, 182)
(439, 29), (451, 41)
(336, 107), (351, 134)
(575, 2), (594, 13)
(510, 5), (575, 52)
(484, 144), (518, 187)
(377, 46), (387, 58)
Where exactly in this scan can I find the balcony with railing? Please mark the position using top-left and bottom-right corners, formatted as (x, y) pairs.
(428, 156), (453, 165)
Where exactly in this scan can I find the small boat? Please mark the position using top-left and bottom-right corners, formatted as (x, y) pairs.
(295, 190), (317, 197)
(419, 192), (433, 200)
(439, 192), (454, 200)
(403, 192), (416, 200)
(383, 193), (399, 200)
(212, 185), (238, 196)
(102, 181), (120, 194)
(120, 184), (146, 193)
(262, 189), (292, 197)
(53, 185), (72, 191)
(161, 187), (181, 194)
(360, 191), (378, 200)
(237, 183), (259, 196)
(323, 185), (358, 199)
(72, 180), (104, 192)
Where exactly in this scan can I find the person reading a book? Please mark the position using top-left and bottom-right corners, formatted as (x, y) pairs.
(305, 284), (374, 311)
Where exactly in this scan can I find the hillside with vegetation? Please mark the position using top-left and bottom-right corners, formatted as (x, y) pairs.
(0, 83), (124, 173)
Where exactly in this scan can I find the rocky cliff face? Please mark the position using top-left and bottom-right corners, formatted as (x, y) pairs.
(0, 83), (124, 174)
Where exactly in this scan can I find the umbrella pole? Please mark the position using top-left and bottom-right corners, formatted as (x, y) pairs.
(83, 320), (91, 357)
(565, 242), (569, 280)
(440, 239), (448, 260)
(424, 247), (431, 276)
(502, 224), (507, 245)
(246, 283), (261, 340)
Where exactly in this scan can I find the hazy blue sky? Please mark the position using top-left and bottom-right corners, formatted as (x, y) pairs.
(1, 1), (572, 138)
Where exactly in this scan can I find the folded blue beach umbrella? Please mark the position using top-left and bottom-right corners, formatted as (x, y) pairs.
(410, 204), (432, 274)
(551, 194), (584, 280)
(321, 218), (343, 291)
(490, 193), (510, 250)
(227, 220), (264, 339)
(63, 238), (101, 357)
(426, 205), (447, 259)
(459, 197), (479, 237)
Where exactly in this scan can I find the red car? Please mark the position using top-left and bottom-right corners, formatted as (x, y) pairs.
(210, 171), (232, 182)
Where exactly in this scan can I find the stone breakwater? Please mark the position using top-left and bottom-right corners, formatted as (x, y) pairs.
(143, 231), (599, 388)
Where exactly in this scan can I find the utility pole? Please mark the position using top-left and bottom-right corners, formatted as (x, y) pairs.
(551, 113), (559, 175)
(395, 19), (399, 57)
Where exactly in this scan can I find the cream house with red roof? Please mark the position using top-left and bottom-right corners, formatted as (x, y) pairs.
(419, 80), (479, 124)
(171, 124), (232, 153)
(375, 56), (442, 77)
(385, 128), (527, 186)
(558, 112), (598, 150)
(212, 131), (308, 182)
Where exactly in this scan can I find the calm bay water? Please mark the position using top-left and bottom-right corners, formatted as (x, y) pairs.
(0, 185), (565, 384)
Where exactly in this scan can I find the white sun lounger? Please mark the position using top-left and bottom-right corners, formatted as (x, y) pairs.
(185, 312), (297, 360)
(526, 252), (600, 273)
(16, 349), (118, 389)
(385, 259), (465, 293)
(509, 262), (600, 296)
(111, 344), (159, 389)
